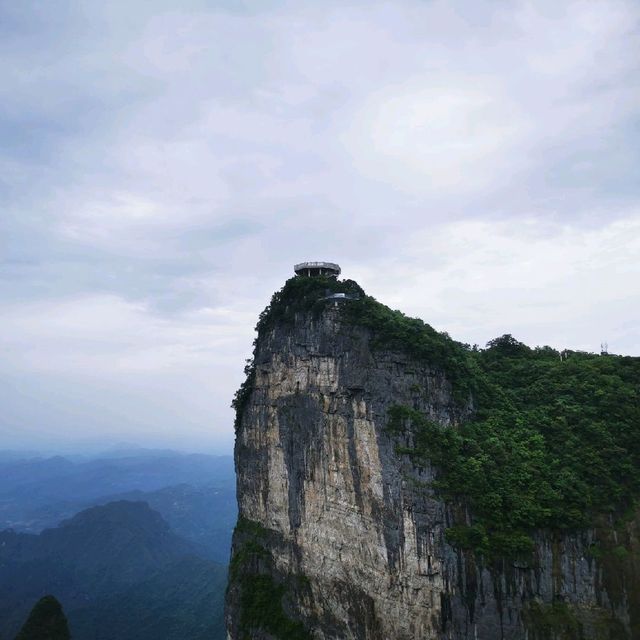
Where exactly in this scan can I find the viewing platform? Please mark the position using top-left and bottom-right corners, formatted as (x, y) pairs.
(294, 262), (341, 278)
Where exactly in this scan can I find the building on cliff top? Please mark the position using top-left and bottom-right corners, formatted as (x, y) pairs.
(294, 261), (341, 278)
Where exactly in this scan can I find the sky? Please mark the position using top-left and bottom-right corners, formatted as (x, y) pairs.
(1, 0), (639, 453)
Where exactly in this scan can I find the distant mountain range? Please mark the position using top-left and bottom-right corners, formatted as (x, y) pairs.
(0, 450), (236, 561)
(0, 449), (234, 514)
(0, 501), (228, 640)
(0, 449), (236, 638)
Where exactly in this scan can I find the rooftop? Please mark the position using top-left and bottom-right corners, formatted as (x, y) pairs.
(294, 262), (341, 277)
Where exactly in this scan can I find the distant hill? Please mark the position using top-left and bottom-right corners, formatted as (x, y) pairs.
(5, 483), (236, 564)
(0, 501), (227, 640)
(0, 450), (235, 534)
(15, 595), (70, 640)
(90, 483), (236, 563)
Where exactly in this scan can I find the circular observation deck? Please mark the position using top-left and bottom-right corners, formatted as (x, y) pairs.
(294, 262), (341, 278)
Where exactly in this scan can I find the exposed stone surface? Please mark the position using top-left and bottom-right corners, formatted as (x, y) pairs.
(226, 306), (639, 639)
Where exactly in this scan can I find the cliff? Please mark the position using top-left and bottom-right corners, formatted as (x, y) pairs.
(226, 276), (640, 640)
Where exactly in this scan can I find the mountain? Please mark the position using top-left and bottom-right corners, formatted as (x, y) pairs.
(0, 501), (227, 640)
(15, 596), (70, 640)
(0, 450), (234, 533)
(4, 482), (236, 564)
(226, 275), (640, 639)
(89, 483), (236, 563)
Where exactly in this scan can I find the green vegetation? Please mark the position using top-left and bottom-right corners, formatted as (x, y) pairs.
(521, 601), (581, 639)
(265, 277), (474, 395)
(15, 596), (71, 640)
(522, 600), (632, 640)
(253, 275), (364, 337)
(229, 518), (270, 581)
(343, 292), (474, 401)
(70, 556), (228, 640)
(232, 359), (256, 430)
(231, 517), (311, 640)
(389, 334), (640, 557)
(239, 575), (310, 640)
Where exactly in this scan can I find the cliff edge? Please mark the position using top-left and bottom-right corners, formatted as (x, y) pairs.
(226, 276), (640, 639)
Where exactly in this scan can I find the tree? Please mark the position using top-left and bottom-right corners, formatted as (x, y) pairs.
(485, 334), (529, 356)
(15, 595), (71, 640)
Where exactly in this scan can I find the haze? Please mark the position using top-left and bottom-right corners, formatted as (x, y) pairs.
(2, 0), (639, 452)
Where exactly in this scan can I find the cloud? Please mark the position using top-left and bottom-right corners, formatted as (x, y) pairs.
(0, 293), (256, 451)
(1, 0), (639, 450)
(352, 212), (640, 354)
(344, 80), (525, 194)
(0, 294), (253, 374)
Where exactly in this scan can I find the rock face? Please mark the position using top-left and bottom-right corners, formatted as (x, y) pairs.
(226, 298), (639, 639)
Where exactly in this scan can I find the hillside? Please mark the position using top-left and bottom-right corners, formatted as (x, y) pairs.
(0, 501), (227, 640)
(90, 483), (236, 563)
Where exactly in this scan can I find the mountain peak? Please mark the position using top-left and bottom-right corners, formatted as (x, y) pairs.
(59, 500), (168, 533)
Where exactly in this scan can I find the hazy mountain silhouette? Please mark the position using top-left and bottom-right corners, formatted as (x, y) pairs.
(89, 483), (236, 563)
(15, 595), (70, 640)
(0, 450), (235, 535)
(0, 501), (227, 640)
(0, 451), (233, 507)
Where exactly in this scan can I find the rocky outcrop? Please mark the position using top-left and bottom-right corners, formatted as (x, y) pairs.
(226, 294), (639, 639)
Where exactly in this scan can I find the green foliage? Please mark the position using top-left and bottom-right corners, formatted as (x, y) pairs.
(612, 545), (630, 560)
(524, 599), (631, 640)
(1, 502), (228, 640)
(231, 359), (256, 431)
(343, 295), (475, 401)
(231, 518), (310, 639)
(251, 274), (476, 400)
(254, 276), (364, 337)
(235, 515), (269, 537)
(522, 600), (581, 639)
(389, 336), (640, 557)
(586, 543), (605, 560)
(70, 556), (229, 640)
(239, 576), (310, 640)
(229, 517), (269, 581)
(444, 525), (489, 553)
(15, 596), (71, 640)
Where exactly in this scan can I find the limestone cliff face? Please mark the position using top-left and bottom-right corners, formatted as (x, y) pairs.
(226, 302), (639, 640)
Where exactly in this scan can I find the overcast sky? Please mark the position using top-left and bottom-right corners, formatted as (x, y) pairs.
(1, 0), (639, 453)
